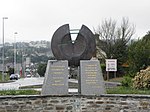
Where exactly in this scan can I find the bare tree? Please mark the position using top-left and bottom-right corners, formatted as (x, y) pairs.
(94, 17), (135, 78)
(116, 17), (135, 43)
(95, 17), (135, 59)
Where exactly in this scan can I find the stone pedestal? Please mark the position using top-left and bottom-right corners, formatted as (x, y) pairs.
(80, 60), (105, 95)
(41, 60), (69, 95)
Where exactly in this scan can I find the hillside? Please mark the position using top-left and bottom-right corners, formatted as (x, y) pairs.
(0, 40), (53, 64)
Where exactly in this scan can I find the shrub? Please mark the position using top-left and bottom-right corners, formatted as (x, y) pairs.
(100, 64), (106, 73)
(100, 64), (107, 80)
(121, 75), (132, 87)
(132, 66), (150, 89)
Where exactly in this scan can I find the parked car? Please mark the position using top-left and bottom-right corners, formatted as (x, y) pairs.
(26, 74), (31, 78)
(16, 74), (20, 79)
(10, 74), (18, 80)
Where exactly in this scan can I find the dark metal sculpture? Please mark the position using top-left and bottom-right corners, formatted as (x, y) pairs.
(51, 24), (96, 67)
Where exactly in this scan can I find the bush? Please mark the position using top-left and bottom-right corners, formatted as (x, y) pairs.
(132, 66), (150, 89)
(100, 64), (106, 80)
(121, 75), (132, 87)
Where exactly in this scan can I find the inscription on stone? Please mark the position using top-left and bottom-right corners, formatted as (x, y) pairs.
(80, 60), (105, 95)
(41, 60), (68, 95)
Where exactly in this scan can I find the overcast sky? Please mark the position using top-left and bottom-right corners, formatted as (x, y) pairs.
(0, 0), (150, 43)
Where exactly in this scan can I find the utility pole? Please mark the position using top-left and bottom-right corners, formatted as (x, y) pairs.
(2, 17), (8, 81)
(14, 32), (17, 74)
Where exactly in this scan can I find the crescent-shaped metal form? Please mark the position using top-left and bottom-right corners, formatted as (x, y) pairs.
(51, 24), (96, 67)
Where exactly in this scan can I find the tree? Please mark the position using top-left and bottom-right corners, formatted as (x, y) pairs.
(37, 63), (47, 77)
(95, 17), (135, 75)
(7, 67), (14, 76)
(128, 32), (150, 73)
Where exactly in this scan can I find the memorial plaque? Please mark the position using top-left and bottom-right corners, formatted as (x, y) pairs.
(80, 60), (105, 95)
(41, 60), (68, 95)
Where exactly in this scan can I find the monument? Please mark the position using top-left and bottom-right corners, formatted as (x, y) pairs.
(41, 60), (68, 95)
(80, 60), (105, 95)
(42, 24), (105, 95)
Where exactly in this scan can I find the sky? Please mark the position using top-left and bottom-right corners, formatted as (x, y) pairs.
(0, 0), (150, 43)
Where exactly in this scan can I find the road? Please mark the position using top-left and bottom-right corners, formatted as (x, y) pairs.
(0, 77), (44, 90)
(0, 77), (78, 91)
(0, 77), (120, 91)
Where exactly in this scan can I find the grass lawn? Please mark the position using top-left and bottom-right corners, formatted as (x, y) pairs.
(107, 86), (150, 95)
(1, 87), (150, 95)
(107, 77), (150, 95)
(0, 89), (40, 95)
(108, 77), (123, 83)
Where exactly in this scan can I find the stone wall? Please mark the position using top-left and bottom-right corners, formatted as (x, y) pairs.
(0, 94), (150, 112)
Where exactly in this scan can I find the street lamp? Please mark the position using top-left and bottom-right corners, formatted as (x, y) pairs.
(2, 17), (8, 81)
(14, 32), (17, 74)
